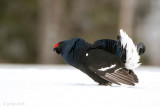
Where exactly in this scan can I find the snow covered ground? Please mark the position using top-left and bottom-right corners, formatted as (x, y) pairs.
(0, 64), (160, 107)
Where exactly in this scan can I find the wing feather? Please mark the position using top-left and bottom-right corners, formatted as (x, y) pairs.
(100, 76), (121, 85)
(105, 71), (135, 86)
(84, 48), (138, 86)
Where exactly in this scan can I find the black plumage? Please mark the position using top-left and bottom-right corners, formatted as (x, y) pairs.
(53, 36), (145, 86)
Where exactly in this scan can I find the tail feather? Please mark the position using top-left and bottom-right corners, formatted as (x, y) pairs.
(137, 42), (146, 55)
(119, 29), (141, 70)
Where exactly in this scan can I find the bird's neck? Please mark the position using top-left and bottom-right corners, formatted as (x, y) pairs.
(62, 41), (91, 68)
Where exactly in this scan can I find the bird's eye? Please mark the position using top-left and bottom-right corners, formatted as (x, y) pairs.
(54, 43), (59, 48)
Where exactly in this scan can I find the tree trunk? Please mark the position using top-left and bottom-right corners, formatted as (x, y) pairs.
(37, 0), (65, 64)
(136, 0), (160, 66)
(119, 0), (136, 37)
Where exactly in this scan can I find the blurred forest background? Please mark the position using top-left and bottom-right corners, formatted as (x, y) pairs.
(0, 0), (160, 66)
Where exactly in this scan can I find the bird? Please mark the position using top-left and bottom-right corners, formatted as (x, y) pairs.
(53, 29), (146, 86)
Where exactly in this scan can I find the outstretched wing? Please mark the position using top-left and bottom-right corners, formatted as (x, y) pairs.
(84, 49), (138, 86)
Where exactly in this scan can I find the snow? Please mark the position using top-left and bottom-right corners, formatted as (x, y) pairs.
(0, 64), (160, 107)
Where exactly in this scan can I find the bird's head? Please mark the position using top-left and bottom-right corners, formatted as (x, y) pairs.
(53, 38), (82, 55)
(53, 42), (63, 54)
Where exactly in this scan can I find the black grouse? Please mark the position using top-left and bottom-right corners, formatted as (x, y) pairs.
(53, 29), (145, 86)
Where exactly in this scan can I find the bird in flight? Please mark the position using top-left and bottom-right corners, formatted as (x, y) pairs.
(53, 29), (145, 86)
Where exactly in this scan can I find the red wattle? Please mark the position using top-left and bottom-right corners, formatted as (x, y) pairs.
(55, 43), (59, 48)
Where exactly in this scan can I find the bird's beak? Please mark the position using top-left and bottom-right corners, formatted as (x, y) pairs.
(53, 48), (57, 53)
(53, 47), (61, 54)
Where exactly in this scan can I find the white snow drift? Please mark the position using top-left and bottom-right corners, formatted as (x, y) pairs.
(0, 64), (160, 107)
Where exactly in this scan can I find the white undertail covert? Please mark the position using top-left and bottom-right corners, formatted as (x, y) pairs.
(120, 29), (141, 70)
